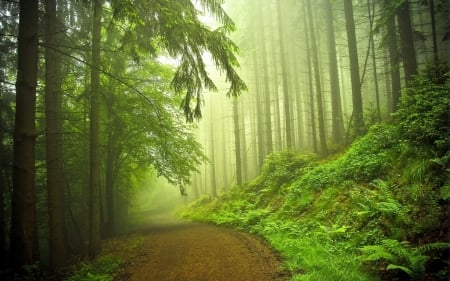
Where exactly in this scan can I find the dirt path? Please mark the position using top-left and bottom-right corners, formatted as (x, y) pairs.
(118, 214), (288, 281)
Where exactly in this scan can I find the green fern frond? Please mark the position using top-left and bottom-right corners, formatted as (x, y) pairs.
(418, 242), (450, 253)
(360, 245), (396, 262)
(381, 239), (410, 259)
(386, 264), (413, 276)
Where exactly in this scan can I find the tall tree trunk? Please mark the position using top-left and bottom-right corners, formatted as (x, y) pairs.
(397, 0), (417, 86)
(428, 0), (438, 64)
(252, 47), (265, 169)
(0, 106), (7, 267)
(276, 0), (292, 149)
(220, 102), (229, 189)
(367, 0), (381, 121)
(302, 4), (318, 154)
(257, 4), (273, 155)
(232, 98), (243, 186)
(239, 100), (248, 182)
(209, 107), (217, 197)
(385, 3), (402, 111)
(10, 0), (39, 270)
(45, 0), (68, 270)
(305, 0), (327, 154)
(343, 0), (365, 136)
(0, 147), (5, 268)
(267, 12), (282, 151)
(324, 0), (344, 145)
(383, 48), (393, 115)
(89, 0), (102, 257)
(104, 111), (117, 237)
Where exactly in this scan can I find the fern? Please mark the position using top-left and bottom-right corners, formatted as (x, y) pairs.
(360, 239), (450, 280)
(418, 242), (450, 254)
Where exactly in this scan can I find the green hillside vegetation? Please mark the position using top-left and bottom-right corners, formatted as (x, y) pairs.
(182, 64), (450, 280)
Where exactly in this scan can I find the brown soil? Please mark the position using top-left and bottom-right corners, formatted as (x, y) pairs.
(111, 213), (289, 281)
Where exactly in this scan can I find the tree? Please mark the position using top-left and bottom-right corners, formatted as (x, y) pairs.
(397, 0), (417, 86)
(324, 0), (344, 145)
(232, 98), (243, 186)
(44, 0), (68, 269)
(367, 0), (381, 121)
(209, 106), (217, 197)
(276, 0), (293, 148)
(10, 0), (39, 270)
(383, 0), (402, 111)
(302, 5), (318, 154)
(343, 0), (365, 136)
(305, 0), (327, 154)
(256, 2), (273, 154)
(88, 0), (103, 257)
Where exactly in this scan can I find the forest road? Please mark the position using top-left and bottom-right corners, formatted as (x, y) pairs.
(119, 214), (289, 281)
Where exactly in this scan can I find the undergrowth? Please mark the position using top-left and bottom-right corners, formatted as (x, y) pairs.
(64, 255), (123, 281)
(182, 64), (450, 281)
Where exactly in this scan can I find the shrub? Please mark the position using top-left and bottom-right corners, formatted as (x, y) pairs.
(394, 63), (450, 156)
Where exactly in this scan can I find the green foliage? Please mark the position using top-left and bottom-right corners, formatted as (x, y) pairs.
(360, 239), (450, 280)
(12, 263), (47, 281)
(394, 63), (450, 156)
(64, 256), (123, 281)
(110, 0), (246, 121)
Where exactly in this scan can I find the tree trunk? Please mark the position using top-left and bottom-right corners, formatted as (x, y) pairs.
(302, 4), (318, 154)
(385, 2), (402, 111)
(232, 98), (243, 186)
(0, 107), (8, 268)
(0, 157), (5, 268)
(428, 0), (438, 64)
(252, 47), (265, 169)
(89, 0), (102, 257)
(367, 0), (381, 121)
(257, 4), (273, 155)
(305, 0), (327, 154)
(397, 0), (417, 86)
(343, 0), (365, 136)
(276, 0), (292, 149)
(45, 0), (68, 270)
(104, 126), (115, 236)
(324, 0), (344, 145)
(239, 100), (248, 182)
(10, 0), (39, 270)
(209, 107), (217, 197)
(268, 11), (282, 151)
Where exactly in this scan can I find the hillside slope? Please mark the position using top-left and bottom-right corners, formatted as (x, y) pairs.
(183, 64), (450, 280)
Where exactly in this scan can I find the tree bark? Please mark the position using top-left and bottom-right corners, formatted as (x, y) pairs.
(302, 3), (318, 154)
(209, 107), (217, 197)
(89, 0), (103, 257)
(276, 0), (292, 149)
(10, 0), (40, 270)
(232, 98), (243, 186)
(305, 0), (327, 154)
(343, 0), (365, 136)
(45, 0), (68, 270)
(324, 0), (344, 145)
(428, 0), (438, 64)
(257, 3), (273, 155)
(385, 2), (401, 111)
(367, 0), (381, 121)
(397, 0), (417, 86)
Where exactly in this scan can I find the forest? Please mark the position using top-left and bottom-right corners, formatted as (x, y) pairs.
(0, 0), (449, 280)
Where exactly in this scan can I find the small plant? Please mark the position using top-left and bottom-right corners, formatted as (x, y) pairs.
(64, 256), (123, 281)
(360, 239), (450, 280)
